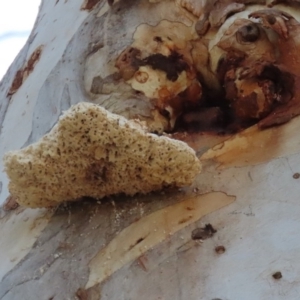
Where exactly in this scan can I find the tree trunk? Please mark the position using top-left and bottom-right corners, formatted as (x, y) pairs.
(1, 0), (300, 299)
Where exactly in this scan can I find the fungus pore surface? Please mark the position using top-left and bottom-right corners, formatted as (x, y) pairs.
(4, 103), (201, 208)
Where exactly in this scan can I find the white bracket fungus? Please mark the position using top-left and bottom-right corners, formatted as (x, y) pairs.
(4, 103), (201, 208)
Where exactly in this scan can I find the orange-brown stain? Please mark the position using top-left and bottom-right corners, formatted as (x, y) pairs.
(8, 46), (43, 96)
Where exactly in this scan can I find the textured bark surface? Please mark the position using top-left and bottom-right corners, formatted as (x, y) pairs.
(2, 0), (300, 299)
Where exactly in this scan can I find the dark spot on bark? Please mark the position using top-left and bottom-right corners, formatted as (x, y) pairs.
(136, 237), (144, 244)
(154, 36), (163, 43)
(186, 206), (194, 211)
(122, 39), (189, 93)
(81, 0), (101, 10)
(272, 271), (282, 279)
(8, 46), (43, 96)
(293, 173), (300, 179)
(75, 277), (100, 297)
(160, 109), (171, 120)
(7, 70), (23, 96)
(107, 0), (114, 6)
(128, 236), (146, 250)
(191, 224), (217, 240)
(215, 245), (226, 254)
(236, 23), (260, 43)
(142, 52), (189, 81)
